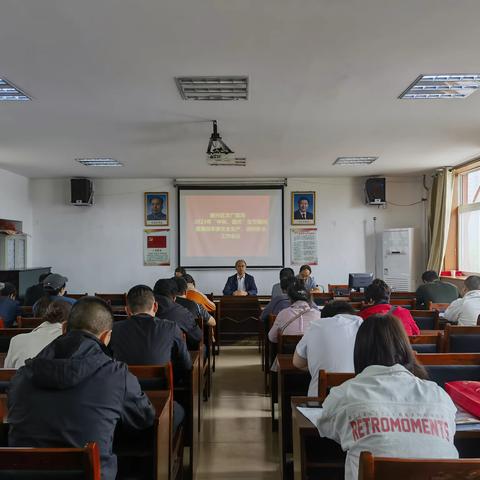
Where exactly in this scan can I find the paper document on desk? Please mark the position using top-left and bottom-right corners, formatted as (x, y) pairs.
(297, 406), (324, 426)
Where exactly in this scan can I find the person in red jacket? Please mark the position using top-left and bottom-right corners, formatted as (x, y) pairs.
(359, 280), (420, 336)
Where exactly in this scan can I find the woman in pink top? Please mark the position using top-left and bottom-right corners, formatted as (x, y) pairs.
(268, 278), (320, 343)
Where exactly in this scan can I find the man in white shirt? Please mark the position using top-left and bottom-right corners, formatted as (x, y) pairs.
(5, 301), (69, 368)
(444, 275), (480, 326)
(293, 300), (363, 396)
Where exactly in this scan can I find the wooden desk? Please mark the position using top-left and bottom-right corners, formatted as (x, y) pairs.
(115, 390), (171, 480)
(277, 354), (311, 480)
(216, 296), (261, 346)
(0, 391), (171, 480)
(175, 351), (200, 480)
(291, 397), (480, 480)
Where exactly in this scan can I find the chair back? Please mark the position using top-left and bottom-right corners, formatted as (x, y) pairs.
(328, 284), (349, 296)
(416, 353), (480, 388)
(16, 316), (44, 329)
(348, 301), (363, 311)
(428, 302), (450, 313)
(0, 369), (17, 393)
(0, 318), (3, 329)
(349, 292), (365, 301)
(311, 292), (334, 306)
(64, 293), (88, 300)
(0, 329), (32, 353)
(390, 298), (415, 309)
(409, 333), (442, 353)
(94, 293), (127, 306)
(390, 291), (416, 300)
(416, 353), (480, 365)
(317, 370), (355, 401)
(443, 324), (480, 353)
(410, 310), (440, 330)
(358, 451), (480, 480)
(277, 333), (302, 354)
(19, 306), (33, 317)
(128, 363), (173, 393)
(0, 442), (101, 480)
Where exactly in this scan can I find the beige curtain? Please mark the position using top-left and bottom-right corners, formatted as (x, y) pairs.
(426, 168), (454, 271)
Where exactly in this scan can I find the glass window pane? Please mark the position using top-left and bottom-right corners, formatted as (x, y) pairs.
(459, 209), (480, 272)
(467, 169), (480, 204)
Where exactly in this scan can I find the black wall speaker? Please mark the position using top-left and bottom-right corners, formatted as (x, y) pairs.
(70, 178), (94, 206)
(365, 177), (386, 205)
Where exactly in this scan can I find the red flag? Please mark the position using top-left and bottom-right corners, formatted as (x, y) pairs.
(148, 235), (166, 248)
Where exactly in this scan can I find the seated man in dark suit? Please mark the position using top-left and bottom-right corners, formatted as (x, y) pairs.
(8, 296), (155, 480)
(223, 259), (258, 296)
(111, 285), (191, 430)
(154, 278), (203, 350)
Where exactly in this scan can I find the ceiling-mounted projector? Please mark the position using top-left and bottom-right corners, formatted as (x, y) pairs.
(206, 120), (246, 166)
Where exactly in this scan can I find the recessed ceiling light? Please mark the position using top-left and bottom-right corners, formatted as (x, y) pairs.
(400, 74), (480, 99)
(334, 157), (378, 166)
(175, 76), (248, 100)
(0, 78), (30, 101)
(76, 158), (123, 167)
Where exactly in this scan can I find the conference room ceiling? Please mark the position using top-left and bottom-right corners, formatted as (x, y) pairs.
(1, 0), (480, 178)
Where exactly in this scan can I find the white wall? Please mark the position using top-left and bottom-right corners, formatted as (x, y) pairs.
(30, 176), (426, 295)
(0, 168), (33, 267)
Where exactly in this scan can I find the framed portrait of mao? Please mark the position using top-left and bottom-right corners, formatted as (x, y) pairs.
(145, 192), (169, 226)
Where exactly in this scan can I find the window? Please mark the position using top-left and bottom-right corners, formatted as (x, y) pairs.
(458, 168), (480, 272)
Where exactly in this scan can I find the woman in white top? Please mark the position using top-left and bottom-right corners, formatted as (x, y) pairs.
(316, 314), (458, 480)
(268, 278), (320, 343)
(5, 300), (69, 369)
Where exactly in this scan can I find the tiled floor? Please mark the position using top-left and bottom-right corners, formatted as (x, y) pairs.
(196, 346), (279, 480)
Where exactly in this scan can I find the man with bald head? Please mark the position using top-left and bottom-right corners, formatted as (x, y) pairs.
(8, 296), (155, 480)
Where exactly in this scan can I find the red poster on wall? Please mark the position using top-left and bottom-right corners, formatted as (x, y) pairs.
(144, 229), (170, 266)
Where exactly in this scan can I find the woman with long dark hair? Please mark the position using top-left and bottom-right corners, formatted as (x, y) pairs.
(316, 314), (458, 480)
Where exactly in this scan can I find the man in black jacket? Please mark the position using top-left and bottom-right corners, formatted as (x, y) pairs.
(110, 285), (190, 431)
(7, 296), (155, 480)
(173, 277), (215, 329)
(154, 278), (202, 350)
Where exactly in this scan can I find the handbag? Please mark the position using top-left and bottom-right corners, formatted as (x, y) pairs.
(445, 381), (480, 418)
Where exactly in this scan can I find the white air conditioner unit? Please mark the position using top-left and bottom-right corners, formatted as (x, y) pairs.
(382, 227), (417, 291)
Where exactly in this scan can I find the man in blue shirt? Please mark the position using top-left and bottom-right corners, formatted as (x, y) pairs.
(0, 282), (21, 327)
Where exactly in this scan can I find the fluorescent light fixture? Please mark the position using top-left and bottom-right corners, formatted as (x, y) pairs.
(175, 76), (248, 100)
(0, 78), (30, 101)
(400, 74), (480, 99)
(174, 178), (287, 186)
(76, 158), (123, 167)
(334, 157), (378, 166)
